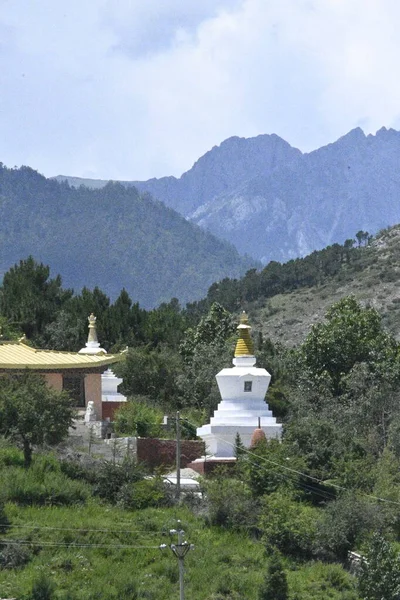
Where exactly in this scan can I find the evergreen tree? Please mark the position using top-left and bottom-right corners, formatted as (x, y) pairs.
(0, 256), (72, 340)
(258, 551), (288, 600)
(234, 432), (245, 459)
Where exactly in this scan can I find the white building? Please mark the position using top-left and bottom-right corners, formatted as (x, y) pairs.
(196, 312), (282, 458)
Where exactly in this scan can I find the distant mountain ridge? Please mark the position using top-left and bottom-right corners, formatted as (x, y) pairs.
(55, 126), (400, 264)
(0, 165), (256, 308)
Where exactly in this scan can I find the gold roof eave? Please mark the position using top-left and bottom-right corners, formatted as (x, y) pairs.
(0, 342), (123, 371)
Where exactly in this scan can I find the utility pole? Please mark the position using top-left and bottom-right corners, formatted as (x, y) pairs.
(160, 521), (194, 600)
(176, 411), (181, 502)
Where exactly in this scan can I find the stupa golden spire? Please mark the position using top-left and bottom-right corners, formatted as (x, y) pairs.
(87, 313), (99, 345)
(234, 311), (254, 357)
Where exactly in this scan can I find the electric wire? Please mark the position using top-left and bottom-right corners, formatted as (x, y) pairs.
(0, 524), (162, 535)
(0, 539), (160, 549)
(184, 418), (400, 506)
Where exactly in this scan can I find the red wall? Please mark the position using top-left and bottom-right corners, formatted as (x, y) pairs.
(137, 437), (204, 470)
(102, 401), (125, 421)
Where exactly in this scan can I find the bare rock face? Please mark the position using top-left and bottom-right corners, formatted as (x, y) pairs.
(56, 126), (400, 265)
(126, 127), (400, 264)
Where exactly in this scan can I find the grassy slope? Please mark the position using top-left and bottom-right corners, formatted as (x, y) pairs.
(249, 226), (400, 347)
(0, 447), (358, 600)
(0, 503), (358, 600)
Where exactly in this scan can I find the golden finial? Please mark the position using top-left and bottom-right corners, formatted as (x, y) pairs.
(87, 313), (99, 345)
(234, 311), (254, 357)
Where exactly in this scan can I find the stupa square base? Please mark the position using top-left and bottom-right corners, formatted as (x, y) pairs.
(187, 456), (237, 476)
(197, 425), (282, 457)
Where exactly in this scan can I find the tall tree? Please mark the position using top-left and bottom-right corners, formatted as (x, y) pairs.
(298, 296), (398, 395)
(0, 256), (72, 340)
(0, 372), (74, 467)
(358, 533), (400, 600)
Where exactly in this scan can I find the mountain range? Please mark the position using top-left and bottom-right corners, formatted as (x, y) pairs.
(0, 165), (255, 308)
(56, 126), (400, 263)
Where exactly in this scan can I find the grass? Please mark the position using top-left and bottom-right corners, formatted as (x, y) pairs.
(0, 504), (267, 599)
(0, 445), (360, 599)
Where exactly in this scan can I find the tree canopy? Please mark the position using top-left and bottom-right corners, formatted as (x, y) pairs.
(0, 373), (75, 467)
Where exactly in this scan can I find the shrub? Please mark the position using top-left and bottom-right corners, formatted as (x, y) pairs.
(315, 493), (381, 561)
(92, 458), (145, 503)
(0, 444), (25, 467)
(258, 551), (288, 600)
(114, 398), (163, 438)
(117, 477), (171, 510)
(259, 492), (318, 558)
(29, 572), (56, 600)
(0, 542), (31, 569)
(203, 477), (260, 532)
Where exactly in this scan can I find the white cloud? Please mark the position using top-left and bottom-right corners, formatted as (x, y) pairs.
(0, 0), (400, 179)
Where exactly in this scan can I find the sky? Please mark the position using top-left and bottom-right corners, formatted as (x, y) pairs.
(1, 0), (400, 181)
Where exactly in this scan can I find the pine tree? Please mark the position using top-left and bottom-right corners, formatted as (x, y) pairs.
(234, 432), (245, 459)
(258, 551), (288, 600)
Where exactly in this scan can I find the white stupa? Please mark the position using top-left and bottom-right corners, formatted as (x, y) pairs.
(78, 313), (107, 355)
(101, 368), (127, 404)
(78, 314), (127, 422)
(196, 312), (282, 458)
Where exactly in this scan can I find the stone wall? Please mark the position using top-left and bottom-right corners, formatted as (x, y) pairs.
(137, 438), (204, 470)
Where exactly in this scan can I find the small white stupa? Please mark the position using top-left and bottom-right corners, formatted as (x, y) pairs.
(78, 314), (127, 422)
(196, 312), (282, 458)
(101, 368), (127, 404)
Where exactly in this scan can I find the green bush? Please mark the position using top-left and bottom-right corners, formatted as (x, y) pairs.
(0, 445), (25, 468)
(258, 551), (288, 600)
(315, 493), (381, 561)
(203, 477), (260, 532)
(259, 492), (318, 558)
(0, 542), (31, 569)
(29, 572), (56, 600)
(114, 397), (164, 437)
(92, 458), (145, 504)
(117, 477), (171, 510)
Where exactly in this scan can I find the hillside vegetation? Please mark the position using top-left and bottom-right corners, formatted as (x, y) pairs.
(186, 225), (400, 346)
(0, 164), (255, 308)
(4, 231), (400, 597)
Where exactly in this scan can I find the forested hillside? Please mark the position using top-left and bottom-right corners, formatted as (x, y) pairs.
(0, 164), (255, 308)
(3, 240), (400, 597)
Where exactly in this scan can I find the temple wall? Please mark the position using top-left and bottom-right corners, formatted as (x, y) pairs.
(102, 401), (125, 421)
(137, 438), (204, 471)
(84, 374), (102, 419)
(43, 372), (63, 391)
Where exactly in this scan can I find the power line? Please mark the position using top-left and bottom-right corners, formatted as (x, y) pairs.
(0, 524), (162, 535)
(184, 418), (400, 507)
(0, 539), (160, 549)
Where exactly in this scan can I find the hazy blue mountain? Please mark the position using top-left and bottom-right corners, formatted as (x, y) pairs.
(190, 127), (400, 261)
(55, 133), (302, 215)
(55, 127), (400, 263)
(0, 165), (256, 307)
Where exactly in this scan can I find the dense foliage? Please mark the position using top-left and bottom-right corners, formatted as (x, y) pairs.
(3, 234), (400, 597)
(0, 163), (255, 308)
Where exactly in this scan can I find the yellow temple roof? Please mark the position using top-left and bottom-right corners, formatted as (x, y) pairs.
(234, 311), (255, 357)
(0, 341), (122, 371)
